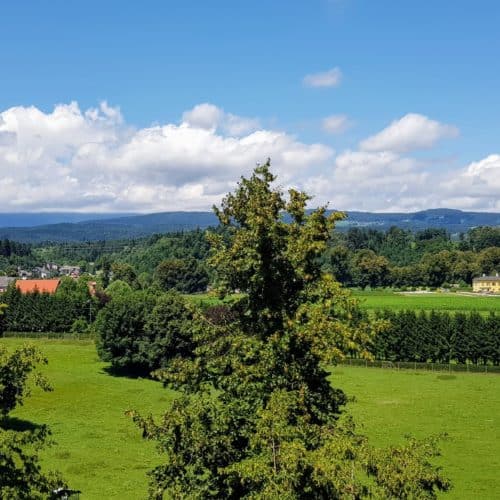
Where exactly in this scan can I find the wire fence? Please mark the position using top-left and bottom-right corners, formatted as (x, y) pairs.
(1, 331), (94, 341)
(2, 332), (500, 374)
(341, 357), (500, 374)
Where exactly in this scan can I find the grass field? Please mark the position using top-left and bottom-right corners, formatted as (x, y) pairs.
(352, 289), (500, 314)
(332, 365), (500, 499)
(2, 338), (499, 499)
(186, 290), (500, 315)
(3, 339), (175, 500)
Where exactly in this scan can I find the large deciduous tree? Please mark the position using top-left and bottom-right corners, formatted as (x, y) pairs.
(131, 161), (450, 499)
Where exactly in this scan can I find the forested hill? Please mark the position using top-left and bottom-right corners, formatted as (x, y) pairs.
(0, 208), (499, 242)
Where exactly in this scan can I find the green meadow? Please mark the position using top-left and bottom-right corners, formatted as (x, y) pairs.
(2, 338), (499, 499)
(185, 290), (500, 315)
(352, 289), (500, 314)
(4, 339), (174, 500)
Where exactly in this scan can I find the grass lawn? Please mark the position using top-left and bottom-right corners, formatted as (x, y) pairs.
(185, 290), (500, 315)
(332, 365), (500, 499)
(183, 292), (243, 307)
(2, 338), (175, 500)
(1, 338), (499, 499)
(352, 289), (500, 314)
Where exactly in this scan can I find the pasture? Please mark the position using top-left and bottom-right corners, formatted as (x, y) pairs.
(186, 289), (500, 315)
(2, 338), (499, 499)
(3, 339), (174, 500)
(352, 289), (500, 314)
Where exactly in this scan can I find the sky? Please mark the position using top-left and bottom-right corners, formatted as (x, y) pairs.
(0, 0), (499, 213)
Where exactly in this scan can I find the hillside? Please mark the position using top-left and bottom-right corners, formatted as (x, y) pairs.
(0, 208), (498, 242)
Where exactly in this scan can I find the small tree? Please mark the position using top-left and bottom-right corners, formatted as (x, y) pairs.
(142, 291), (197, 370)
(155, 258), (208, 293)
(95, 290), (157, 375)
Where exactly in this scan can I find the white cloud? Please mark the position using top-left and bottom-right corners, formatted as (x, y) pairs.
(441, 154), (500, 210)
(322, 114), (351, 134)
(360, 113), (459, 153)
(0, 101), (332, 212)
(303, 67), (342, 88)
(304, 150), (431, 212)
(0, 101), (498, 213)
(182, 103), (222, 130)
(182, 103), (260, 136)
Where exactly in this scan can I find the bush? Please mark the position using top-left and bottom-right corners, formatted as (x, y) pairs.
(70, 318), (89, 335)
(96, 290), (196, 376)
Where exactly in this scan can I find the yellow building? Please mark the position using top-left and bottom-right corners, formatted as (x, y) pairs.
(472, 274), (500, 293)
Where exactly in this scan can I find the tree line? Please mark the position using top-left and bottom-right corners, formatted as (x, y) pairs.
(1, 220), (499, 291)
(0, 277), (99, 334)
(372, 309), (500, 365)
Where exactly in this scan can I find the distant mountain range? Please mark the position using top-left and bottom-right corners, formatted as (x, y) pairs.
(0, 209), (498, 243)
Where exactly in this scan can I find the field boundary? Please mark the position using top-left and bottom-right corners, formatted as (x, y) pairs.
(1, 331), (94, 340)
(342, 357), (500, 374)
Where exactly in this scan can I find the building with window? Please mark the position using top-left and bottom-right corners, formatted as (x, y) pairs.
(472, 274), (500, 293)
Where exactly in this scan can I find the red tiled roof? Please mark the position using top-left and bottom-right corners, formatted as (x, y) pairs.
(16, 279), (61, 294)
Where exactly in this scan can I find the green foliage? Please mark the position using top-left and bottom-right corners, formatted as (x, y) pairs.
(95, 290), (157, 374)
(111, 262), (138, 287)
(0, 426), (65, 499)
(132, 161), (450, 499)
(464, 226), (500, 251)
(0, 344), (66, 498)
(1, 281), (96, 334)
(321, 226), (499, 288)
(105, 279), (133, 299)
(365, 434), (451, 499)
(70, 318), (89, 335)
(0, 344), (51, 418)
(154, 258), (208, 293)
(350, 249), (390, 288)
(96, 290), (195, 376)
(143, 292), (197, 369)
(373, 310), (500, 365)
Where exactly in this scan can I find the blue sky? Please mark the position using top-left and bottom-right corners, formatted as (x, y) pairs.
(0, 0), (499, 212)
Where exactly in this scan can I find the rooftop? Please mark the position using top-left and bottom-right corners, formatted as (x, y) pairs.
(473, 275), (500, 282)
(16, 279), (61, 294)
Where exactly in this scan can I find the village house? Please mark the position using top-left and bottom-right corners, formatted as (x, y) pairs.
(16, 279), (61, 295)
(17, 268), (33, 278)
(59, 265), (81, 277)
(0, 276), (16, 293)
(472, 274), (500, 294)
(32, 263), (60, 278)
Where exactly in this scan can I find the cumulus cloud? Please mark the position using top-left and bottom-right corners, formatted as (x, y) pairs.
(0, 101), (498, 213)
(360, 113), (459, 153)
(182, 103), (260, 136)
(304, 150), (431, 212)
(0, 101), (332, 212)
(322, 114), (351, 134)
(441, 154), (500, 210)
(303, 67), (342, 88)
